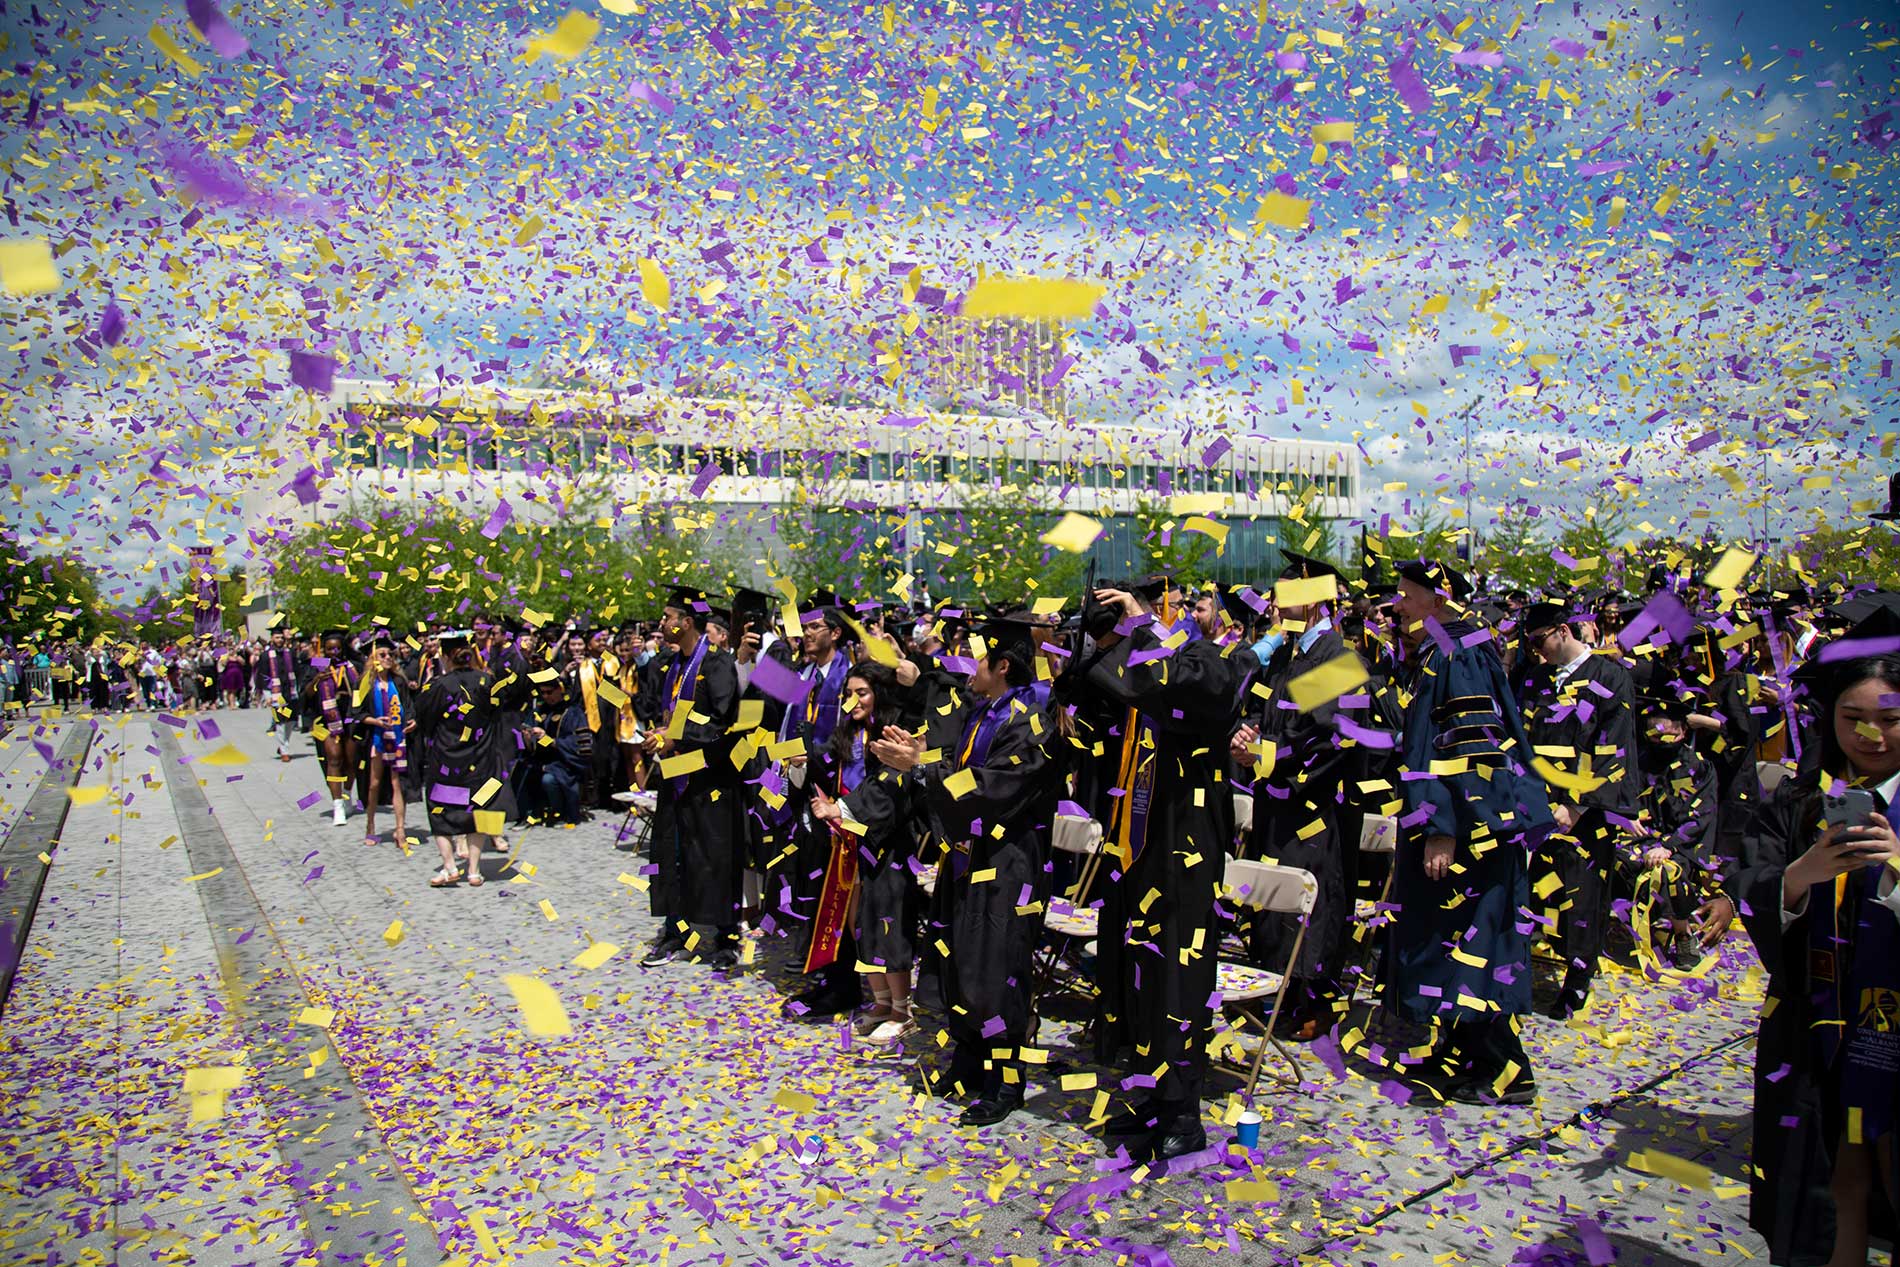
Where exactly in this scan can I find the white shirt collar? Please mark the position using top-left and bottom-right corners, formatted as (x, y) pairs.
(1554, 646), (1593, 687)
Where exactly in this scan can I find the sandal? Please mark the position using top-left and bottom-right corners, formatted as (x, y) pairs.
(363, 835), (380, 847)
(429, 869), (460, 888)
(853, 1006), (894, 1037)
(465, 872), (484, 888)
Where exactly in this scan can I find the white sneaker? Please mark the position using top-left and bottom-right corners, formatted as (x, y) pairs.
(332, 799), (347, 827)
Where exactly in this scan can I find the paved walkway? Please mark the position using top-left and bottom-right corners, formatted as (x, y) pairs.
(0, 708), (1774, 1266)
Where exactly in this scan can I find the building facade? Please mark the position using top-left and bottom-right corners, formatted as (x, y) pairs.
(240, 381), (1363, 592)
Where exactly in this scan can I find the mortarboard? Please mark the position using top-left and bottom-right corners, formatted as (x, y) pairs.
(1277, 551), (1340, 581)
(972, 615), (1040, 664)
(1520, 600), (1572, 636)
(1397, 559), (1473, 602)
(1218, 584), (1268, 626)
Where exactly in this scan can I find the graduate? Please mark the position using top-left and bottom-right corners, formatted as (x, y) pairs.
(1732, 614), (1900, 1267)
(768, 596), (858, 1017)
(258, 626), (303, 763)
(1070, 577), (1255, 1159)
(641, 586), (748, 970)
(807, 661), (921, 1046)
(870, 616), (1060, 1126)
(520, 673), (590, 825)
(304, 628), (362, 827)
(1515, 598), (1640, 1018)
(355, 635), (417, 848)
(1627, 687), (1721, 969)
(1229, 552), (1368, 1039)
(569, 627), (621, 809)
(411, 629), (530, 889)
(1387, 560), (1553, 1105)
(1682, 621), (1764, 871)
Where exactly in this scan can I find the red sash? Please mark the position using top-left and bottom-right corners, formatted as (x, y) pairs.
(803, 775), (859, 974)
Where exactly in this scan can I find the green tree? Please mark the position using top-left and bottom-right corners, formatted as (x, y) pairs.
(1476, 508), (1559, 592)
(1131, 496), (1222, 587)
(927, 480), (1087, 607)
(0, 547), (109, 645)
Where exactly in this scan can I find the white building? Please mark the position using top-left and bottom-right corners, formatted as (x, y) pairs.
(240, 380), (1363, 588)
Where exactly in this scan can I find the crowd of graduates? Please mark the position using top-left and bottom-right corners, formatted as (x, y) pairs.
(265, 554), (1898, 1267)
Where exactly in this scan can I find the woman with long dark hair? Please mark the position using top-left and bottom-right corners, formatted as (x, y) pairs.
(412, 630), (529, 888)
(1735, 641), (1900, 1267)
(358, 639), (416, 848)
(810, 661), (919, 1045)
(303, 630), (361, 827)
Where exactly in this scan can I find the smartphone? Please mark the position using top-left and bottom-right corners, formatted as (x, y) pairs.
(1824, 788), (1877, 833)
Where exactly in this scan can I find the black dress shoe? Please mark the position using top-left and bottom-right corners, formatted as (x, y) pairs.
(1140, 1112), (1207, 1162)
(783, 983), (862, 1021)
(1446, 1075), (1537, 1106)
(1100, 1101), (1162, 1138)
(703, 946), (739, 969)
(958, 1083), (1024, 1128)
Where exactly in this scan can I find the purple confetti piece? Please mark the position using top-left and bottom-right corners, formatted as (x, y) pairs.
(297, 791), (323, 810)
(98, 302), (125, 347)
(186, 0), (250, 57)
(747, 655), (814, 707)
(287, 349), (335, 395)
(481, 500), (514, 540)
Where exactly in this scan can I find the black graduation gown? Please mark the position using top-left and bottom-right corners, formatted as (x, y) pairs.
(1385, 620), (1554, 1024)
(1733, 774), (1900, 1266)
(1083, 627), (1253, 1105)
(915, 691), (1060, 1050)
(649, 648), (747, 928)
(1518, 652), (1640, 820)
(1687, 665), (1762, 866)
(1244, 625), (1366, 989)
(736, 640), (792, 874)
(825, 741), (922, 971)
(411, 667), (529, 836)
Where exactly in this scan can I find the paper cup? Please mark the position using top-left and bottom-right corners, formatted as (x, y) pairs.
(1235, 1109), (1263, 1150)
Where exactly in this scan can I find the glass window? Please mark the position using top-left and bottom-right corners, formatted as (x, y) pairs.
(437, 427), (466, 470)
(468, 429), (496, 471)
(869, 452), (892, 481)
(759, 448), (782, 478)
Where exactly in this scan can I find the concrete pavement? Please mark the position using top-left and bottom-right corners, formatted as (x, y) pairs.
(0, 707), (1776, 1266)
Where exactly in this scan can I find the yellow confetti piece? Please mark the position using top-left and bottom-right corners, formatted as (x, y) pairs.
(1255, 191), (1312, 231)
(473, 809), (507, 836)
(538, 899), (559, 921)
(1531, 755), (1607, 797)
(67, 784), (110, 807)
(514, 215), (546, 246)
(502, 974), (573, 1037)
(639, 258), (671, 310)
(1628, 1149), (1713, 1189)
(1274, 573), (1338, 608)
(1181, 515), (1228, 553)
(1039, 512), (1102, 554)
(1226, 1178), (1281, 1202)
(773, 1089), (817, 1113)
(1311, 121), (1355, 143)
(183, 867), (224, 884)
(525, 9), (601, 62)
(1030, 596), (1068, 616)
(659, 749), (706, 779)
(468, 1210), (504, 1261)
(199, 743), (249, 767)
(572, 941), (620, 970)
(296, 1006), (334, 1028)
(942, 767), (979, 799)
(1287, 653), (1368, 713)
(183, 1067), (245, 1094)
(472, 777), (503, 806)
(962, 275), (1105, 321)
(1704, 546), (1756, 592)
(383, 919), (405, 946)
(147, 23), (204, 76)
(1059, 1072), (1097, 1091)
(0, 239), (60, 297)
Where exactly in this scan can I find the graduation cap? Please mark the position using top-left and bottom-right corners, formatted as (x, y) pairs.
(706, 605), (734, 632)
(1396, 559), (1473, 602)
(1126, 574), (1171, 603)
(802, 587), (840, 611)
(1218, 584), (1269, 626)
(1823, 589), (1900, 626)
(1872, 470), (1900, 522)
(1520, 600), (1573, 637)
(665, 585), (715, 628)
(1278, 551), (1340, 581)
(972, 615), (1040, 665)
(1637, 684), (1695, 723)
(730, 587), (772, 623)
(438, 628), (474, 650)
(1793, 603), (1900, 698)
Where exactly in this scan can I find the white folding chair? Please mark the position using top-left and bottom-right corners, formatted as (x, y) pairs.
(611, 788), (657, 853)
(1756, 760), (1793, 795)
(1036, 813), (1106, 1000)
(1218, 858), (1318, 1095)
(1232, 791), (1255, 849)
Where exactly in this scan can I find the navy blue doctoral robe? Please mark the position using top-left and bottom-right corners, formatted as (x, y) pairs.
(1385, 618), (1554, 1023)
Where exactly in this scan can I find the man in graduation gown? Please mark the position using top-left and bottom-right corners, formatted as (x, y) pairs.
(767, 598), (858, 1017)
(1230, 553), (1367, 1039)
(1068, 578), (1256, 1160)
(871, 616), (1060, 1127)
(259, 627), (303, 763)
(1516, 598), (1640, 1018)
(519, 673), (589, 824)
(641, 588), (748, 970)
(569, 627), (622, 810)
(1388, 560), (1553, 1105)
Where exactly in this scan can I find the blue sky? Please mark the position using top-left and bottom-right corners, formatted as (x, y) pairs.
(0, 0), (1896, 597)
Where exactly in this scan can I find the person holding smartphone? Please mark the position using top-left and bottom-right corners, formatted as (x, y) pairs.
(1734, 626), (1900, 1267)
